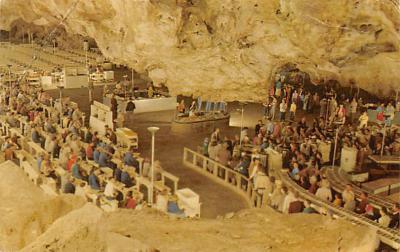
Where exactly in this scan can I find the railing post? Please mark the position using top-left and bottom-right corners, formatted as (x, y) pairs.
(236, 174), (241, 190)
(193, 154), (197, 167)
(224, 169), (229, 183)
(183, 148), (187, 163)
(202, 158), (207, 170)
(213, 162), (218, 177)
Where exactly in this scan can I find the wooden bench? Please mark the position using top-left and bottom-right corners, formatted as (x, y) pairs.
(40, 177), (58, 196)
(160, 170), (179, 193)
(27, 141), (46, 156)
(22, 160), (40, 185)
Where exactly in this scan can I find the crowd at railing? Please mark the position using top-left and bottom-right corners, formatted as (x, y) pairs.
(191, 93), (400, 247)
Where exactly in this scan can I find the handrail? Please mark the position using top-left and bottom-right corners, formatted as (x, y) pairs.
(183, 147), (255, 207)
(274, 167), (400, 250)
(326, 166), (397, 210)
(183, 147), (400, 250)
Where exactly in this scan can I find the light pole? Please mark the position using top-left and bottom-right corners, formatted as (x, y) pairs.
(147, 126), (160, 206)
(83, 40), (89, 69)
(238, 102), (247, 147)
(52, 38), (56, 54)
(381, 122), (387, 157)
(7, 64), (12, 92)
(57, 85), (64, 125)
(332, 125), (342, 168)
(132, 67), (135, 98)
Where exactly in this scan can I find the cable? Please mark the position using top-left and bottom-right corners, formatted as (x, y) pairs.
(15, 0), (82, 85)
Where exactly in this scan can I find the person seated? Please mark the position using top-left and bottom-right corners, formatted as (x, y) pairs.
(93, 147), (100, 163)
(86, 143), (94, 160)
(104, 178), (116, 200)
(63, 178), (76, 194)
(66, 154), (78, 172)
(332, 193), (342, 207)
(234, 155), (251, 177)
(355, 192), (369, 214)
(167, 195), (185, 217)
(288, 192), (304, 214)
(88, 170), (100, 190)
(114, 166), (122, 181)
(389, 203), (400, 229)
(31, 126), (44, 146)
(121, 171), (133, 187)
(123, 147), (140, 171)
(106, 128), (117, 145)
(84, 127), (93, 143)
(342, 184), (356, 211)
(125, 191), (137, 209)
(71, 158), (83, 180)
(98, 150), (110, 167)
(4, 142), (17, 161)
(378, 207), (391, 227)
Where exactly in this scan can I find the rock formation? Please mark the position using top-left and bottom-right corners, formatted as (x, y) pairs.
(0, 0), (399, 101)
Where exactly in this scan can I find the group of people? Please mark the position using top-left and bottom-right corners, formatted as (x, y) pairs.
(200, 87), (399, 227)
(0, 83), (149, 209)
(264, 77), (400, 129)
(176, 98), (227, 118)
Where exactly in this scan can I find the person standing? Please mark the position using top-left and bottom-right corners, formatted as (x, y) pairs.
(376, 103), (385, 125)
(125, 98), (136, 124)
(385, 102), (395, 126)
(110, 94), (118, 122)
(350, 98), (358, 124)
(289, 102), (297, 121)
(279, 100), (287, 121)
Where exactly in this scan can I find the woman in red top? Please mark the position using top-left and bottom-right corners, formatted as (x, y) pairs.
(66, 154), (78, 172)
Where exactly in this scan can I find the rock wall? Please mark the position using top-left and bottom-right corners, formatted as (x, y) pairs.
(0, 161), (379, 252)
(0, 0), (399, 101)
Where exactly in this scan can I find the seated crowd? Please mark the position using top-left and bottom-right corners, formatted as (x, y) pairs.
(0, 83), (176, 212)
(201, 90), (399, 228)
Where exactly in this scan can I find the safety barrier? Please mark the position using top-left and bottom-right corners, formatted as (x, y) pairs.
(182, 147), (400, 250)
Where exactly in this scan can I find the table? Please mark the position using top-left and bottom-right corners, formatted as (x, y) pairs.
(104, 95), (176, 114)
(116, 128), (138, 149)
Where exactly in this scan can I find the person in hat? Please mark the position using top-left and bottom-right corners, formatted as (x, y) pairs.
(167, 194), (185, 217)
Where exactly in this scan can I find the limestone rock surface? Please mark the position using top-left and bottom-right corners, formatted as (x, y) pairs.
(0, 0), (399, 101)
(0, 161), (380, 252)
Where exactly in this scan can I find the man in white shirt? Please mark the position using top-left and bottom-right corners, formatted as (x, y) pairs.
(282, 190), (298, 214)
(315, 180), (332, 202)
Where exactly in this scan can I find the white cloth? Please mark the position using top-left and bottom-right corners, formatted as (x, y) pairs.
(315, 187), (332, 202)
(378, 215), (391, 227)
(104, 181), (115, 197)
(282, 192), (297, 214)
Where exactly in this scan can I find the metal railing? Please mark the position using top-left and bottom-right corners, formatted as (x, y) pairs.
(182, 147), (400, 250)
(183, 147), (257, 207)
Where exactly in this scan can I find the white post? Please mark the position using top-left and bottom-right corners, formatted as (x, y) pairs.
(239, 105), (244, 147)
(8, 65), (11, 90)
(381, 124), (386, 157)
(147, 126), (159, 206)
(332, 126), (340, 168)
(132, 68), (135, 97)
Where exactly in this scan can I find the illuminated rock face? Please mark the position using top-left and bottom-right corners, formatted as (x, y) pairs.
(0, 0), (399, 101)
